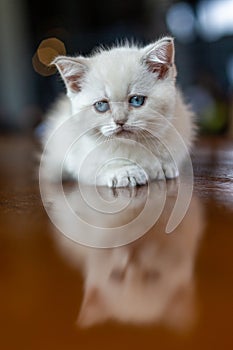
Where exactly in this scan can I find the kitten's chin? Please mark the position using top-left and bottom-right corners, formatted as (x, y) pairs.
(115, 130), (135, 138)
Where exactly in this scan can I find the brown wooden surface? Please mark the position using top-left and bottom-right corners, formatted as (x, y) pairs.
(0, 135), (233, 350)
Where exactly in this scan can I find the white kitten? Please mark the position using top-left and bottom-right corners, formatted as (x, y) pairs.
(41, 37), (194, 187)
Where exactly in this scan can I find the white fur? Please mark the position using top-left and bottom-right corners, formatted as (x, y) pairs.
(41, 38), (195, 187)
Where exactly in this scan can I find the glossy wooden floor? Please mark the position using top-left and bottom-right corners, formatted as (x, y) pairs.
(0, 135), (233, 350)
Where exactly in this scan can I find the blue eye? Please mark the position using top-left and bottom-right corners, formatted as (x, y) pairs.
(129, 95), (146, 108)
(94, 100), (110, 113)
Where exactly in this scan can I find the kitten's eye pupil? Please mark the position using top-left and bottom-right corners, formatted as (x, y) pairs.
(94, 100), (110, 113)
(129, 95), (145, 108)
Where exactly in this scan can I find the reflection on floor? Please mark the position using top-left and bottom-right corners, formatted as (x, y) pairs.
(50, 182), (203, 329)
(0, 136), (233, 350)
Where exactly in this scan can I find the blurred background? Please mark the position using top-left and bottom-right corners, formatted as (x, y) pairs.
(0, 0), (233, 135)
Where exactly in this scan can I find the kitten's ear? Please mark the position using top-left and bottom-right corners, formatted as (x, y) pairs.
(52, 56), (88, 94)
(142, 37), (176, 79)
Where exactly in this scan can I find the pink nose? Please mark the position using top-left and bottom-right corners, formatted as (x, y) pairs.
(115, 120), (125, 126)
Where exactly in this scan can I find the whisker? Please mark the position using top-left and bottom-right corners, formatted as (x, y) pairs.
(137, 129), (157, 152)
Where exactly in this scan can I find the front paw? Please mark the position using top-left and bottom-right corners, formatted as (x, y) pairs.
(150, 162), (179, 180)
(162, 163), (179, 179)
(107, 166), (148, 188)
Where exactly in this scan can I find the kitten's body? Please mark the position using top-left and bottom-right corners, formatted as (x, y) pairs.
(41, 38), (194, 187)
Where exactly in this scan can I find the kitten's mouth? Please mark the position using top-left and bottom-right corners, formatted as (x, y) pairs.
(114, 125), (136, 136)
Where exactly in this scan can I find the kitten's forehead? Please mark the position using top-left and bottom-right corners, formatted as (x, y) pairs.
(88, 47), (146, 99)
(94, 46), (142, 63)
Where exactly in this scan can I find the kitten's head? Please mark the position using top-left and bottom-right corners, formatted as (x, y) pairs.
(53, 37), (177, 139)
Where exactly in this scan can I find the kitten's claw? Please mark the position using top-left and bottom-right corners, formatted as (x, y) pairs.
(128, 176), (137, 187)
(110, 177), (117, 188)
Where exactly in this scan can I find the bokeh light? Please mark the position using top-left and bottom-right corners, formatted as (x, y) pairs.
(166, 2), (196, 43)
(197, 0), (233, 41)
(32, 37), (66, 76)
